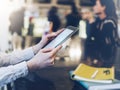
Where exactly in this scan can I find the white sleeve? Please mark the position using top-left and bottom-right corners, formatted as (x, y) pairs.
(0, 62), (28, 87)
(0, 47), (34, 67)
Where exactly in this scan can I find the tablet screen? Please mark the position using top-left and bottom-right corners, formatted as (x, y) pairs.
(44, 28), (73, 48)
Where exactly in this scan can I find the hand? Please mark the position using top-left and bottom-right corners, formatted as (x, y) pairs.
(32, 29), (64, 55)
(40, 30), (63, 48)
(27, 45), (62, 72)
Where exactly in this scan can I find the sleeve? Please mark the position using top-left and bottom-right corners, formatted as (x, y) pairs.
(0, 62), (28, 87)
(0, 47), (34, 67)
(48, 15), (53, 22)
(103, 20), (117, 45)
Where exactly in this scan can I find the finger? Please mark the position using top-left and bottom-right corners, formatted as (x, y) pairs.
(47, 33), (57, 39)
(51, 55), (56, 62)
(51, 61), (54, 65)
(56, 29), (64, 35)
(51, 45), (62, 56)
(50, 58), (55, 65)
(46, 29), (64, 40)
(41, 48), (53, 53)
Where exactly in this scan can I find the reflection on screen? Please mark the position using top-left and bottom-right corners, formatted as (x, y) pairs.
(44, 29), (73, 48)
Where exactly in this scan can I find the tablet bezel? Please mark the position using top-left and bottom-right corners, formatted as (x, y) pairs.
(43, 26), (79, 48)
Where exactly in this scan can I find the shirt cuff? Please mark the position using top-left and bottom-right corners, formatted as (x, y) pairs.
(13, 61), (29, 79)
(0, 62), (28, 87)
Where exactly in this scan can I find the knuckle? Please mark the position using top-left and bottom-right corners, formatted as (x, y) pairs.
(49, 53), (53, 58)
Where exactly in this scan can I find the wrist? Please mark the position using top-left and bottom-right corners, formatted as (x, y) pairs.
(32, 43), (42, 55)
(27, 60), (35, 72)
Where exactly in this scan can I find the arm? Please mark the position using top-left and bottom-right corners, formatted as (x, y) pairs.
(0, 47), (34, 67)
(0, 45), (62, 87)
(0, 30), (63, 67)
(0, 62), (28, 87)
(103, 20), (117, 45)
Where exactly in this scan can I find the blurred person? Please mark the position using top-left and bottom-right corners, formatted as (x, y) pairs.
(65, 3), (81, 61)
(0, 30), (63, 87)
(79, 8), (97, 65)
(65, 2), (81, 37)
(65, 3), (81, 27)
(9, 8), (24, 50)
(48, 6), (61, 33)
(25, 17), (34, 48)
(79, 8), (88, 60)
(91, 0), (119, 67)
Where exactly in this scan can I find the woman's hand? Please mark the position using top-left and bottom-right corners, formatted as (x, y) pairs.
(32, 29), (64, 55)
(27, 45), (62, 72)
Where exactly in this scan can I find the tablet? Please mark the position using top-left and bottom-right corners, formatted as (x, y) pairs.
(43, 26), (79, 49)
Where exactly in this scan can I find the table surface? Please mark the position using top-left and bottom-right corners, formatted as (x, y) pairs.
(14, 60), (120, 90)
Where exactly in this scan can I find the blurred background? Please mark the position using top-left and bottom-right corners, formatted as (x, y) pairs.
(0, 0), (120, 90)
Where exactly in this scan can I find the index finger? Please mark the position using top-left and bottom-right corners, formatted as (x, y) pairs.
(56, 29), (64, 35)
(47, 33), (57, 39)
